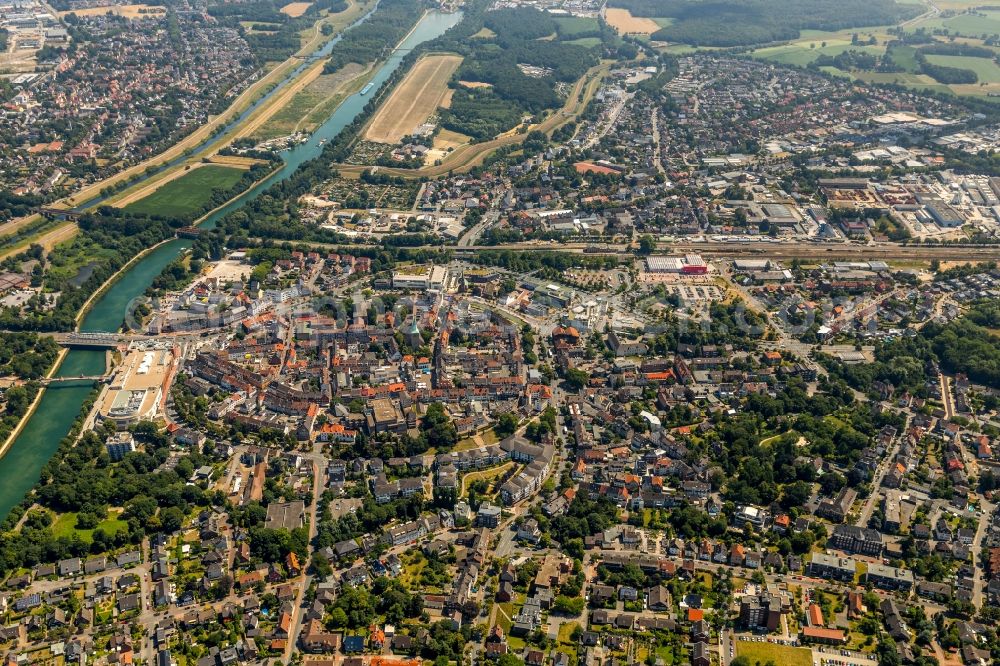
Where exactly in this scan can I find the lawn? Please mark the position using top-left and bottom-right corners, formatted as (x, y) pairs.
(51, 510), (129, 542)
(455, 427), (500, 451)
(736, 641), (813, 666)
(461, 461), (514, 497)
(123, 165), (246, 219)
(925, 54), (1000, 83)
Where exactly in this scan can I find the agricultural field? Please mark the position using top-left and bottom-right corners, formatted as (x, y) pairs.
(566, 37), (603, 48)
(736, 641), (813, 666)
(364, 54), (463, 144)
(925, 54), (1000, 83)
(604, 8), (663, 35)
(122, 165), (246, 219)
(255, 62), (368, 140)
(753, 39), (883, 66)
(908, 9), (1000, 35)
(280, 1), (312, 17)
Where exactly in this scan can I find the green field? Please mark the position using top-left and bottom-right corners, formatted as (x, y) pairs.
(565, 36), (602, 47)
(123, 165), (246, 219)
(911, 10), (1000, 36)
(887, 44), (920, 72)
(819, 65), (852, 78)
(736, 641), (813, 666)
(51, 511), (129, 542)
(925, 54), (1000, 82)
(753, 40), (882, 66)
(554, 15), (600, 37)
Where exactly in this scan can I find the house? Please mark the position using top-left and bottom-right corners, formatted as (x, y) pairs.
(691, 642), (710, 666)
(647, 585), (671, 612)
(343, 636), (365, 654)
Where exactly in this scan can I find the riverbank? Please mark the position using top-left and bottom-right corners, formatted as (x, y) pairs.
(0, 347), (69, 462)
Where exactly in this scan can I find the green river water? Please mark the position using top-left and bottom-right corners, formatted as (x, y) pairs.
(0, 8), (463, 520)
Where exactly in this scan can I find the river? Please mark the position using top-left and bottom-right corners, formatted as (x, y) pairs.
(0, 8), (463, 521)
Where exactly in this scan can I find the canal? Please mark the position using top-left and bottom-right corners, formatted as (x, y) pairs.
(0, 8), (463, 520)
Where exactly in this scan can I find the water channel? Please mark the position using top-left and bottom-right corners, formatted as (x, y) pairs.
(0, 8), (463, 520)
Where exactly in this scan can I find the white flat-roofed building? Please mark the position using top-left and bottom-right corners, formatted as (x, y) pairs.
(646, 256), (684, 273)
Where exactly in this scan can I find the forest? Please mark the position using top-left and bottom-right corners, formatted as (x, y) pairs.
(428, 6), (606, 140)
(0, 332), (61, 380)
(609, 0), (920, 46)
(923, 301), (1000, 389)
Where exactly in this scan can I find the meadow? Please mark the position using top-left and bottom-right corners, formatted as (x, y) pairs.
(123, 165), (246, 219)
(736, 641), (814, 666)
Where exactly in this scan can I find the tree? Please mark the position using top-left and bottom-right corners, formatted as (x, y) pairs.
(422, 402), (458, 450)
(638, 235), (656, 255)
(497, 655), (525, 666)
(328, 607), (348, 628)
(564, 368), (589, 391)
(495, 412), (519, 439)
(553, 595), (585, 615)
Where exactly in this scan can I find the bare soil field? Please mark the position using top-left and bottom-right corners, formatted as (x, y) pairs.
(457, 80), (492, 89)
(58, 3), (165, 18)
(424, 128), (471, 164)
(364, 54), (463, 144)
(280, 2), (312, 17)
(604, 8), (661, 35)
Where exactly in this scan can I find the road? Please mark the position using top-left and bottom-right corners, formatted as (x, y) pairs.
(856, 441), (901, 528)
(458, 209), (499, 247)
(650, 109), (665, 175)
(971, 499), (994, 608)
(940, 374), (955, 420)
(283, 457), (324, 662)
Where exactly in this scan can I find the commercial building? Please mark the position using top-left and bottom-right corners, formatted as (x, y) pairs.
(391, 265), (449, 290)
(645, 254), (708, 274)
(96, 347), (176, 429)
